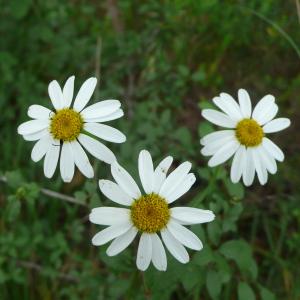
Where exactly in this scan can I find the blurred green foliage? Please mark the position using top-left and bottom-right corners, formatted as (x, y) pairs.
(1, 0), (300, 299)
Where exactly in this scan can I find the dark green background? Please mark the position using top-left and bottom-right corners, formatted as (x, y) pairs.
(1, 1), (300, 299)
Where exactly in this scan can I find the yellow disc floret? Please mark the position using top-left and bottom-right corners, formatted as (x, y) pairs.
(50, 108), (83, 141)
(235, 118), (264, 147)
(130, 193), (170, 233)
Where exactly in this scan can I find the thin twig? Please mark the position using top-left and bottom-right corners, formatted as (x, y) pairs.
(296, 0), (300, 24)
(141, 272), (151, 299)
(41, 188), (87, 206)
(106, 0), (124, 34)
(16, 259), (79, 283)
(0, 176), (87, 206)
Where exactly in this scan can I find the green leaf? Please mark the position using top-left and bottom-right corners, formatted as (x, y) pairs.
(222, 203), (243, 233)
(9, 0), (32, 19)
(198, 122), (214, 137)
(224, 179), (244, 199)
(181, 265), (204, 292)
(207, 220), (222, 246)
(174, 127), (192, 146)
(206, 270), (222, 299)
(192, 67), (206, 82)
(219, 240), (257, 279)
(5, 170), (25, 189)
(6, 195), (21, 221)
(84, 181), (97, 195)
(259, 286), (276, 300)
(193, 246), (214, 266)
(198, 100), (215, 110)
(74, 191), (87, 203)
(238, 282), (255, 300)
(108, 278), (131, 299)
(145, 259), (182, 300)
(0, 268), (7, 284)
(214, 253), (232, 283)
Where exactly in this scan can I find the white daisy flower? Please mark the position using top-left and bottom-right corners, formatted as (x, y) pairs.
(200, 89), (291, 186)
(17, 76), (126, 182)
(89, 150), (215, 271)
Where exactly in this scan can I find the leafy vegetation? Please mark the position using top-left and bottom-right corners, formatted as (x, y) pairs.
(1, 0), (300, 299)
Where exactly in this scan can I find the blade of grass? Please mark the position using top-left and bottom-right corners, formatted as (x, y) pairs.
(239, 5), (300, 59)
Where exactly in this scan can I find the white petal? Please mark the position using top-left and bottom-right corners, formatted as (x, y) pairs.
(136, 233), (152, 271)
(242, 148), (255, 186)
(230, 145), (246, 183)
(138, 150), (154, 194)
(81, 100), (121, 120)
(60, 142), (75, 182)
(48, 80), (64, 110)
(251, 148), (267, 185)
(213, 93), (243, 121)
(262, 137), (284, 162)
(167, 220), (203, 250)
(161, 228), (189, 264)
(85, 108), (124, 123)
(111, 162), (141, 199)
(159, 161), (192, 199)
(152, 156), (173, 193)
(43, 139), (60, 178)
(257, 145), (277, 174)
(84, 123), (126, 143)
(106, 227), (138, 256)
(202, 109), (236, 128)
(200, 130), (235, 146)
(28, 105), (53, 120)
(254, 103), (278, 125)
(78, 134), (116, 164)
(171, 207), (215, 225)
(238, 89), (252, 118)
(257, 104), (278, 125)
(151, 234), (167, 271)
(165, 173), (196, 204)
(71, 140), (94, 178)
(252, 95), (275, 123)
(208, 139), (239, 167)
(23, 128), (49, 141)
(73, 77), (97, 112)
(18, 120), (49, 135)
(263, 118), (291, 133)
(91, 222), (132, 246)
(99, 179), (133, 206)
(63, 75), (75, 108)
(201, 135), (235, 156)
(31, 135), (52, 162)
(89, 207), (130, 225)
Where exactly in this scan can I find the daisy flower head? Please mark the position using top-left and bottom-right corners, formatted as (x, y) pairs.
(17, 76), (126, 182)
(200, 89), (291, 186)
(89, 150), (215, 271)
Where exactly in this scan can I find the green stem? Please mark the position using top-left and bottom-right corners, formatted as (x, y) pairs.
(192, 166), (220, 206)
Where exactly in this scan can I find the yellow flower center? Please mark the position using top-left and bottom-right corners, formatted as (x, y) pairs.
(235, 118), (264, 147)
(50, 108), (83, 141)
(130, 193), (170, 233)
